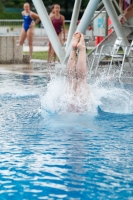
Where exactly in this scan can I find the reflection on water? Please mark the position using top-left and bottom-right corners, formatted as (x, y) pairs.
(0, 69), (133, 199)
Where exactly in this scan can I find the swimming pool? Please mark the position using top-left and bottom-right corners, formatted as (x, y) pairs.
(0, 66), (133, 199)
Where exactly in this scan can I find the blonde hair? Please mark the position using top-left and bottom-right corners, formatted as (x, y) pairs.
(24, 3), (30, 7)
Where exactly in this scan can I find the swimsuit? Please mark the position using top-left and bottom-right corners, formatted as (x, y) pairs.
(124, 0), (133, 10)
(23, 14), (32, 32)
(52, 16), (63, 35)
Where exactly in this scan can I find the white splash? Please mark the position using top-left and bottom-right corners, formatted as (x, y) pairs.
(90, 75), (133, 114)
(41, 73), (98, 114)
(41, 72), (133, 115)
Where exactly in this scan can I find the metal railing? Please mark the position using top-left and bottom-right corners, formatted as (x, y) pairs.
(0, 19), (71, 37)
(0, 20), (23, 36)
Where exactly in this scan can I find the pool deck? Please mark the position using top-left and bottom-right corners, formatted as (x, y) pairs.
(23, 45), (95, 52)
(23, 45), (48, 52)
(0, 44), (133, 83)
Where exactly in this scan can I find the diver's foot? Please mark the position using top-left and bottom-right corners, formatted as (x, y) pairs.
(72, 32), (81, 50)
(77, 33), (86, 51)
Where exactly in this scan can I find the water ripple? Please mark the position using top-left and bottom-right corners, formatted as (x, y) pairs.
(0, 73), (133, 199)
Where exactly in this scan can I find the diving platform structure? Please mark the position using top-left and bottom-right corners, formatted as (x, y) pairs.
(32, 0), (133, 79)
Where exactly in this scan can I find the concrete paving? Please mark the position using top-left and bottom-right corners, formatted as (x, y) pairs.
(23, 45), (48, 52)
(23, 45), (95, 52)
(23, 37), (95, 52)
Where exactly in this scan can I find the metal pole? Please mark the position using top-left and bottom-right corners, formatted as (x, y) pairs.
(64, 0), (100, 64)
(102, 0), (129, 46)
(65, 0), (82, 51)
(32, 0), (65, 63)
(76, 0), (100, 33)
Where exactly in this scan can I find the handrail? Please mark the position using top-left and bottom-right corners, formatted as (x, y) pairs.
(0, 20), (23, 22)
(96, 1), (104, 10)
(0, 19), (71, 23)
(112, 0), (128, 23)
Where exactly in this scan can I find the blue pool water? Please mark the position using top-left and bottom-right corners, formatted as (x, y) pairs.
(0, 70), (133, 199)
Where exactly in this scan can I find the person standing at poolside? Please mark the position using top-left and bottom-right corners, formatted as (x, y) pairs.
(49, 4), (66, 63)
(47, 5), (55, 63)
(119, 0), (133, 23)
(119, 0), (133, 12)
(19, 3), (40, 59)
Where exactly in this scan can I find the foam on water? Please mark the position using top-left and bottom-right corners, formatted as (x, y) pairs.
(0, 68), (133, 115)
(0, 73), (45, 99)
(91, 75), (133, 114)
(40, 70), (133, 115)
(41, 75), (97, 115)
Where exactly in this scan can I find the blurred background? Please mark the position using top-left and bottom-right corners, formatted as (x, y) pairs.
(0, 0), (90, 20)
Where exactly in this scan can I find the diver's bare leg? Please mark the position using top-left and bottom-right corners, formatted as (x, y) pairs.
(66, 33), (81, 92)
(27, 27), (34, 59)
(76, 33), (87, 80)
(66, 32), (81, 79)
(76, 33), (90, 96)
(66, 48), (77, 79)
